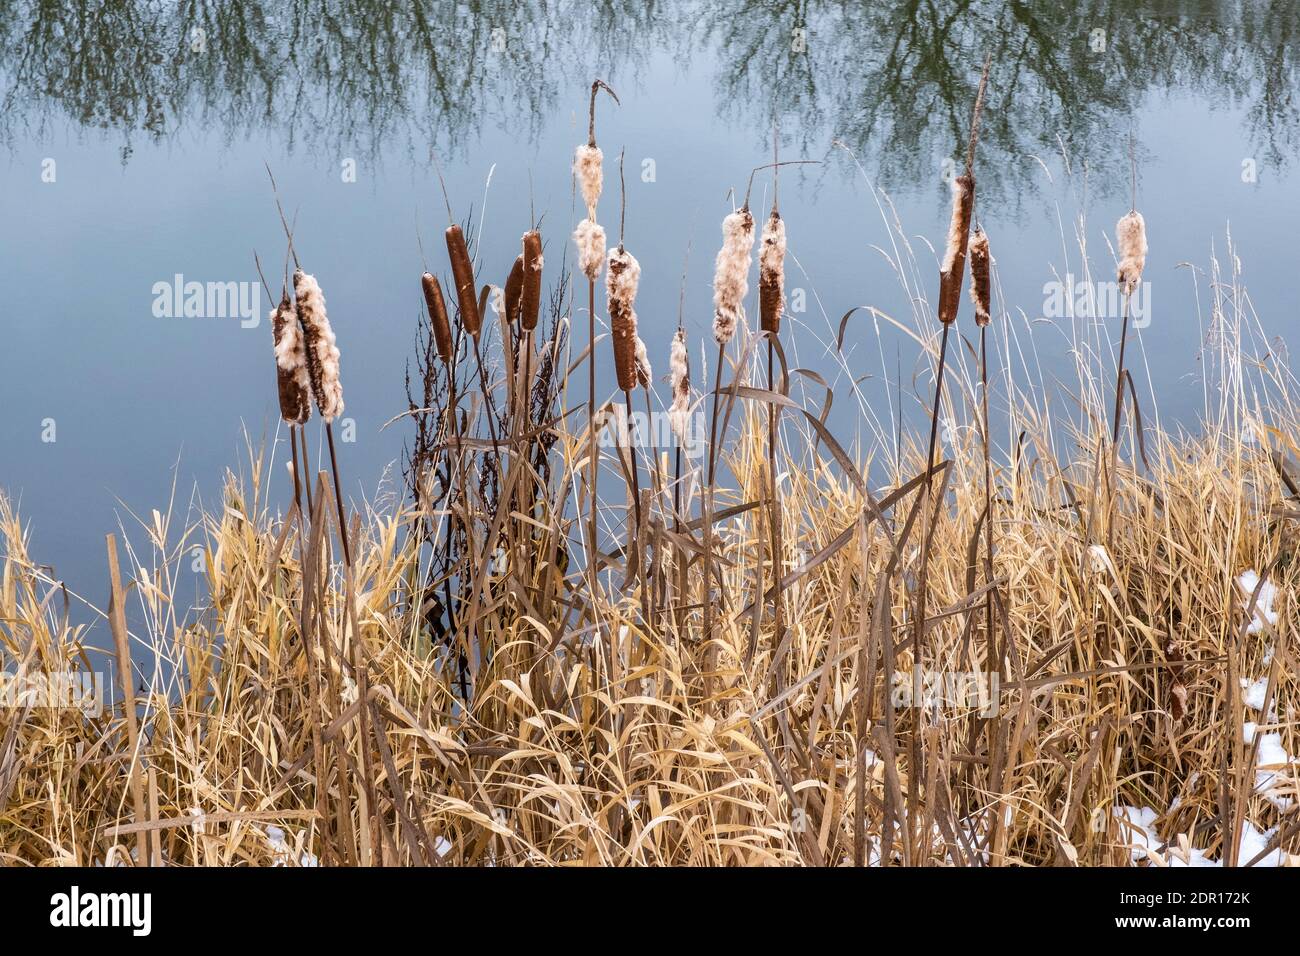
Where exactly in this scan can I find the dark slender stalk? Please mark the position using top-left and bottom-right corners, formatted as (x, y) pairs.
(1111, 296), (1132, 448)
(910, 319), (952, 855)
(766, 338), (786, 695)
(624, 388), (648, 620)
(299, 424), (314, 515)
(325, 422), (352, 567)
(587, 278), (601, 606)
(290, 425), (304, 517)
(702, 342), (726, 698)
(980, 326), (998, 669)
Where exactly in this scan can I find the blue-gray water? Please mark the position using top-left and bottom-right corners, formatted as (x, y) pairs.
(2, 0), (1298, 614)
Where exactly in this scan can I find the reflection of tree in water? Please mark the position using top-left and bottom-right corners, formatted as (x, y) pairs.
(0, 0), (663, 160)
(707, 0), (1300, 201)
(1, 0), (1296, 195)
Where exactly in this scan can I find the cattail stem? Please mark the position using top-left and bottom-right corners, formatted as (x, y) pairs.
(326, 422), (352, 568)
(910, 319), (952, 852)
(290, 425), (304, 518)
(299, 425), (315, 515)
(625, 388), (649, 620)
(766, 338), (786, 691)
(979, 326), (998, 669)
(471, 332), (505, 477)
(702, 342), (726, 699)
(586, 277), (600, 604)
(1111, 296), (1132, 449)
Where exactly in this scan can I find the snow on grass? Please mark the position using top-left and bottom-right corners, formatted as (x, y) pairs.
(1237, 569), (1279, 634)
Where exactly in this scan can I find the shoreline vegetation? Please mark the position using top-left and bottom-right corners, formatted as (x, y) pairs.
(3, 79), (1299, 867)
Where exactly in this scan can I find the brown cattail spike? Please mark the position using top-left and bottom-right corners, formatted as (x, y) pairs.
(607, 247), (641, 392)
(759, 210), (786, 335)
(421, 272), (453, 363)
(272, 294), (312, 424)
(446, 224), (480, 336)
(969, 227), (992, 327)
(937, 172), (974, 325)
(504, 256), (524, 326)
(520, 230), (543, 332)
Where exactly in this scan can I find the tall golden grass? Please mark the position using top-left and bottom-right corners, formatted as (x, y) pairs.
(2, 135), (1297, 869)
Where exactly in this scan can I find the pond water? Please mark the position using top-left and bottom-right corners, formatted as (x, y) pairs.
(2, 1), (1298, 610)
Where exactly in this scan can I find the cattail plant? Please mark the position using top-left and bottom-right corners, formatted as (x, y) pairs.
(701, 201), (755, 651)
(294, 267), (352, 566)
(909, 55), (989, 848)
(700, 156), (813, 652)
(1112, 208), (1147, 445)
(433, 153), (503, 477)
(758, 152), (789, 686)
(573, 79), (618, 587)
(968, 225), (999, 666)
(606, 153), (650, 615)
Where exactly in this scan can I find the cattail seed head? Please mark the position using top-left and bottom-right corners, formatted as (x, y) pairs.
(272, 294), (312, 425)
(759, 210), (787, 335)
(573, 218), (606, 283)
(520, 229), (543, 332)
(421, 272), (453, 363)
(937, 172), (975, 324)
(446, 224), (480, 336)
(504, 256), (524, 326)
(607, 246), (641, 392)
(635, 335), (651, 389)
(293, 269), (345, 422)
(712, 207), (755, 345)
(968, 227), (992, 327)
(1116, 210), (1147, 295)
(574, 144), (603, 215)
(669, 328), (691, 445)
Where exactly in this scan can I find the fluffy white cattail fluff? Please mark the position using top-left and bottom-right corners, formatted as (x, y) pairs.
(968, 228), (992, 327)
(712, 208), (755, 345)
(573, 218), (606, 282)
(293, 269), (345, 422)
(574, 144), (603, 215)
(1116, 210), (1147, 295)
(635, 335), (651, 389)
(759, 211), (787, 334)
(669, 328), (691, 445)
(937, 173), (974, 325)
(606, 246), (641, 391)
(272, 296), (312, 425)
